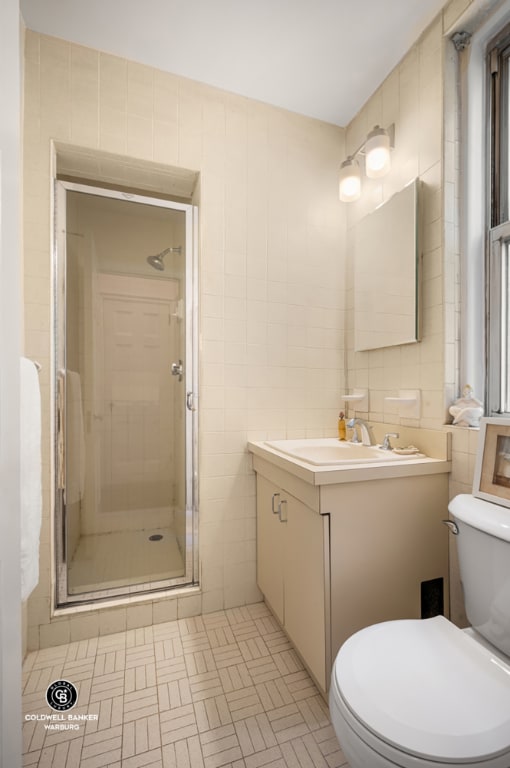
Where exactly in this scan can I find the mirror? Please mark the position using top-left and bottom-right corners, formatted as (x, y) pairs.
(353, 178), (420, 352)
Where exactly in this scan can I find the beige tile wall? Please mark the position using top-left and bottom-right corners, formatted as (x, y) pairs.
(22, 0), (481, 649)
(447, 425), (478, 626)
(23, 31), (346, 649)
(342, 3), (478, 628)
(344, 15), (450, 429)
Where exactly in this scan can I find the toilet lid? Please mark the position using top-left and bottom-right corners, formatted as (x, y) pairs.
(334, 616), (510, 763)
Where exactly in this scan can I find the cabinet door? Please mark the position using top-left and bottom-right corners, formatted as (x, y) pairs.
(283, 494), (327, 691)
(256, 475), (285, 623)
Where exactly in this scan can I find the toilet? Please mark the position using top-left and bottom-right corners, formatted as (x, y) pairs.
(329, 494), (510, 768)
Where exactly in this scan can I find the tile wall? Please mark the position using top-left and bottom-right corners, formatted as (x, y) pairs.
(341, 0), (477, 627)
(23, 31), (346, 650)
(344, 15), (449, 429)
(22, 0), (482, 648)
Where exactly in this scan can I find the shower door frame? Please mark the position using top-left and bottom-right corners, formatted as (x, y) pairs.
(53, 180), (199, 608)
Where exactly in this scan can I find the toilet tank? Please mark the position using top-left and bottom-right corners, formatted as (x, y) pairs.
(449, 494), (510, 656)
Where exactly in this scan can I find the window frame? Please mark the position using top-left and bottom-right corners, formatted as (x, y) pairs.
(487, 25), (510, 415)
(488, 222), (510, 413)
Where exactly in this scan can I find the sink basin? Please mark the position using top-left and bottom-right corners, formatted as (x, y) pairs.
(264, 438), (422, 466)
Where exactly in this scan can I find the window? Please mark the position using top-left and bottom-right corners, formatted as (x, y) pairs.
(488, 25), (510, 415)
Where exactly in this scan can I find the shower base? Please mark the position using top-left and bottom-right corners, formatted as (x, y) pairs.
(67, 526), (184, 594)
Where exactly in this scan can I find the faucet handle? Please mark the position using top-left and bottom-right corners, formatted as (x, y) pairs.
(381, 432), (399, 450)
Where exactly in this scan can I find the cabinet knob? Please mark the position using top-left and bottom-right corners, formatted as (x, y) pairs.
(271, 492), (280, 514)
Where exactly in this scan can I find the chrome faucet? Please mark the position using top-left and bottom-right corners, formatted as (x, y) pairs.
(347, 417), (375, 446)
(381, 432), (399, 450)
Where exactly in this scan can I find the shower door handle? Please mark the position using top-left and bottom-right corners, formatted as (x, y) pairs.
(186, 392), (196, 411)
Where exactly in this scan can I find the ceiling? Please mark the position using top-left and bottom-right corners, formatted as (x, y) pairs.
(20, 0), (449, 126)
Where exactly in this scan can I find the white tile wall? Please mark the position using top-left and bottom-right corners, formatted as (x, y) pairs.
(344, 16), (449, 430)
(22, 0), (478, 648)
(23, 31), (345, 649)
(447, 425), (479, 626)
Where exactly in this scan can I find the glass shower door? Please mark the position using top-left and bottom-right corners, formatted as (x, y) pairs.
(54, 180), (198, 606)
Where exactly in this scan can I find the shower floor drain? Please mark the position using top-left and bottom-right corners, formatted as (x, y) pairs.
(149, 534), (164, 541)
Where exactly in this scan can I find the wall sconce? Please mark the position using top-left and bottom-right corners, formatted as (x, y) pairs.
(339, 124), (395, 202)
(338, 157), (361, 202)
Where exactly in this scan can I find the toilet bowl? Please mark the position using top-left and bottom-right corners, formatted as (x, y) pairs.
(329, 616), (510, 767)
(329, 493), (510, 768)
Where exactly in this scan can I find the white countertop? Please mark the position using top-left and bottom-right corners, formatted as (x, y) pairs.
(248, 439), (452, 486)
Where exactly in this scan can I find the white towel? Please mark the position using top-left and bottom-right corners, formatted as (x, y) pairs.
(66, 370), (85, 504)
(20, 357), (42, 601)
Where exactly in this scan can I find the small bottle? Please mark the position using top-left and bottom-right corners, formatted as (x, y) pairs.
(338, 411), (346, 441)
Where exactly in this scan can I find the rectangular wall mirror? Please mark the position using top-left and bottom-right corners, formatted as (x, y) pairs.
(354, 178), (420, 352)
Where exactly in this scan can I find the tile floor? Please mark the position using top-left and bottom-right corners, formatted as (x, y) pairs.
(22, 602), (349, 768)
(68, 527), (184, 594)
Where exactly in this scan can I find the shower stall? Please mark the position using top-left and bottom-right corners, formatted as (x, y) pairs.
(53, 180), (198, 606)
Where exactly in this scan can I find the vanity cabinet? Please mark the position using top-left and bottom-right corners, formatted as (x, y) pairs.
(256, 474), (328, 691)
(251, 430), (451, 696)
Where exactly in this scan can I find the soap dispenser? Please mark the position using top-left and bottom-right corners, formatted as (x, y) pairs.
(338, 411), (346, 441)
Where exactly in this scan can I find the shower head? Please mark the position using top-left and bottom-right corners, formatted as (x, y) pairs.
(146, 246), (182, 271)
(147, 253), (165, 271)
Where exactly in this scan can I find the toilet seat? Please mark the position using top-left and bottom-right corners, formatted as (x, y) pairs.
(332, 616), (510, 766)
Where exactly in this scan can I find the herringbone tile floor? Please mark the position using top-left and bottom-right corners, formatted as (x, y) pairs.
(22, 602), (349, 768)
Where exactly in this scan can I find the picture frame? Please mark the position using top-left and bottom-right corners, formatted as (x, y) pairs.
(473, 416), (510, 508)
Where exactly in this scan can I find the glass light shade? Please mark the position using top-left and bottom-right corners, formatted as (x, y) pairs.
(339, 158), (361, 202)
(365, 126), (391, 178)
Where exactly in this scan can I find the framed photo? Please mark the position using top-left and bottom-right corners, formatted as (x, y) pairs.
(473, 417), (510, 507)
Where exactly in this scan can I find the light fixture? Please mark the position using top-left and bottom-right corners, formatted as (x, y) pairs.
(339, 157), (361, 202)
(365, 125), (391, 178)
(339, 124), (395, 202)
